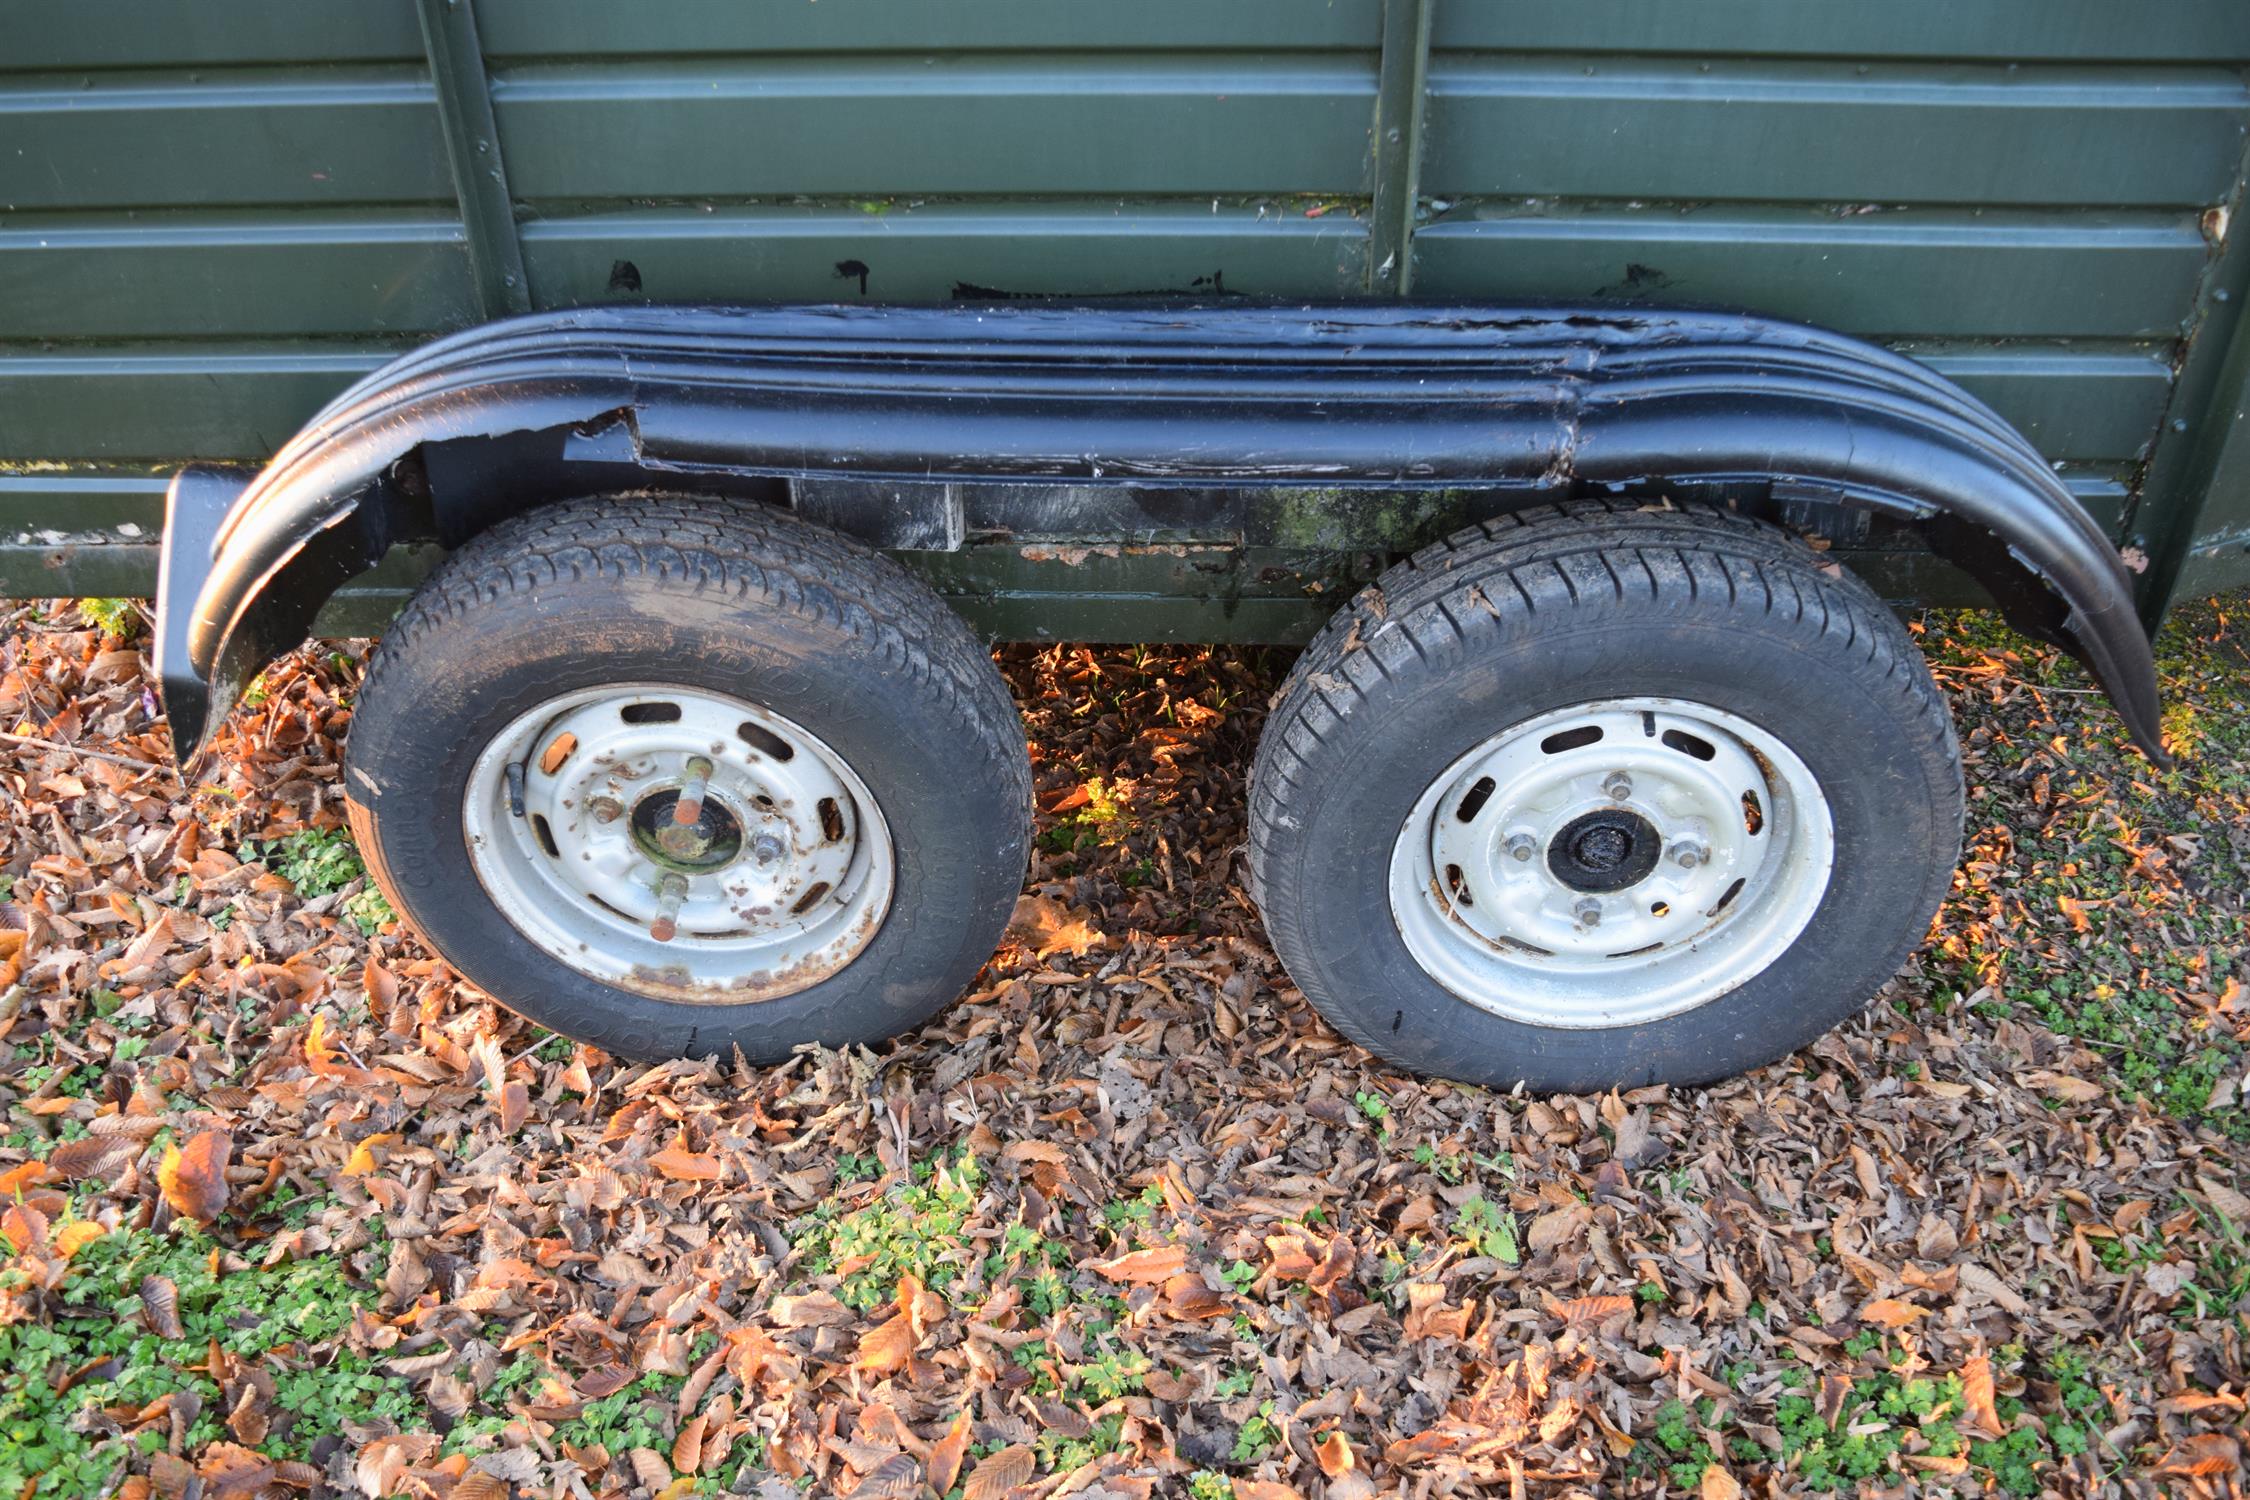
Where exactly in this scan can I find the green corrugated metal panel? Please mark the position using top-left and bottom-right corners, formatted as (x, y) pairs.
(0, 349), (395, 462)
(2176, 399), (2250, 598)
(0, 542), (159, 599)
(0, 0), (2241, 601)
(521, 204), (1366, 304)
(1917, 347), (2176, 464)
(0, 531), (436, 629)
(1411, 207), (2210, 340)
(0, 71), (452, 210)
(477, 1), (1384, 57)
(1422, 60), (2249, 208)
(2063, 476), (2133, 539)
(1432, 1), (2250, 63)
(0, 1), (424, 70)
(2141, 129), (2250, 608)
(0, 213), (476, 338)
(0, 473), (169, 540)
(490, 58), (1376, 202)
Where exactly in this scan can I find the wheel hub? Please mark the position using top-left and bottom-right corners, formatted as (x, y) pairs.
(1546, 808), (1661, 893)
(1388, 697), (1835, 1028)
(632, 786), (746, 871)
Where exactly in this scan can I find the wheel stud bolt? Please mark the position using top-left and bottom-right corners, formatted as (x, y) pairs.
(650, 872), (688, 942)
(1574, 897), (1602, 927)
(589, 796), (624, 823)
(752, 833), (786, 865)
(1504, 832), (1537, 862)
(673, 757), (715, 827)
(1669, 840), (1707, 869)
(1602, 771), (1633, 801)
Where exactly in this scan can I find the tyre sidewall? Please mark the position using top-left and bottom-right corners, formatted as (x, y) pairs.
(1267, 612), (1958, 1090)
(347, 580), (1026, 1060)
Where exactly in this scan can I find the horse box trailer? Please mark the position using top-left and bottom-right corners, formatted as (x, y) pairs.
(5, 0), (2248, 1089)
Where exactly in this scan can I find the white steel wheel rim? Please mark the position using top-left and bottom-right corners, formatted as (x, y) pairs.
(1387, 696), (1835, 1028)
(462, 684), (894, 1004)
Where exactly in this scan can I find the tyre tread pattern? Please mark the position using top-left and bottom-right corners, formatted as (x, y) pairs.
(361, 496), (1023, 792)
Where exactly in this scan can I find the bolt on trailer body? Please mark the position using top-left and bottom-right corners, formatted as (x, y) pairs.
(4, 0), (2248, 1090)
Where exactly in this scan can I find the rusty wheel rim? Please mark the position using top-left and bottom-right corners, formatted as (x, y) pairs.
(461, 683), (894, 1004)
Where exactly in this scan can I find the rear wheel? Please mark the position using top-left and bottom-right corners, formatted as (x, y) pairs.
(344, 495), (1031, 1062)
(1248, 500), (1963, 1092)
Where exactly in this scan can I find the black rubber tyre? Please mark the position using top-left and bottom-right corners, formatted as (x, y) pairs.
(1247, 500), (1964, 1092)
(343, 495), (1031, 1062)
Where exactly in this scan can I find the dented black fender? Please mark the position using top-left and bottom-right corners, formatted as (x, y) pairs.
(157, 301), (2168, 765)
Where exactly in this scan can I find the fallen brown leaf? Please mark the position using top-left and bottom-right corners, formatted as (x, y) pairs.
(157, 1129), (231, 1224)
(1858, 1297), (1927, 1328)
(649, 1142), (723, 1182)
(962, 1443), (1034, 1500)
(1089, 1244), (1186, 1284)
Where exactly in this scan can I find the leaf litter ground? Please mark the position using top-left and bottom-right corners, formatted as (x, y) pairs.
(0, 592), (2246, 1500)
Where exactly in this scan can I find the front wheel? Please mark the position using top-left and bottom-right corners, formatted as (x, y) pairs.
(1247, 500), (1964, 1092)
(343, 495), (1032, 1062)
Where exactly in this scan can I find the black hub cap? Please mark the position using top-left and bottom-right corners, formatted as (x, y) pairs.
(1545, 808), (1662, 893)
(631, 788), (744, 872)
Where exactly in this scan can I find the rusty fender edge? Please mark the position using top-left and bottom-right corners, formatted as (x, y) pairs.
(155, 301), (2169, 767)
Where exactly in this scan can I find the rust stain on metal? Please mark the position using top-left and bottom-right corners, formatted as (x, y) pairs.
(1019, 543), (1118, 565)
(620, 895), (885, 1004)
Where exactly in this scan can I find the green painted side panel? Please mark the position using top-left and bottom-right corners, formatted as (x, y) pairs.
(0, 2), (425, 70)
(0, 350), (395, 463)
(0, 0), (2244, 618)
(490, 59), (1377, 202)
(0, 214), (476, 339)
(2158, 232), (2250, 601)
(521, 204), (1366, 304)
(1433, 1), (2250, 63)
(476, 1), (1385, 57)
(2065, 479), (2134, 541)
(1423, 61), (2250, 208)
(1411, 207), (2210, 340)
(0, 474), (170, 540)
(0, 542), (159, 599)
(907, 544), (1385, 643)
(0, 72), (451, 210)
(1915, 348), (2177, 465)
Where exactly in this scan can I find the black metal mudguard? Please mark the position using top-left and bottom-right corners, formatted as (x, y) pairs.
(156, 302), (2168, 765)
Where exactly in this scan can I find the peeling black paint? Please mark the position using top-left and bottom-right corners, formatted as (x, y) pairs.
(833, 259), (870, 295)
(1594, 262), (1676, 299)
(949, 271), (1234, 301)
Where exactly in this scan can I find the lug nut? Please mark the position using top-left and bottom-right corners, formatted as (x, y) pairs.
(1504, 832), (1538, 863)
(1602, 771), (1633, 802)
(649, 872), (689, 942)
(1669, 840), (1708, 870)
(1574, 897), (1602, 928)
(751, 832), (787, 865)
(589, 795), (624, 823)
